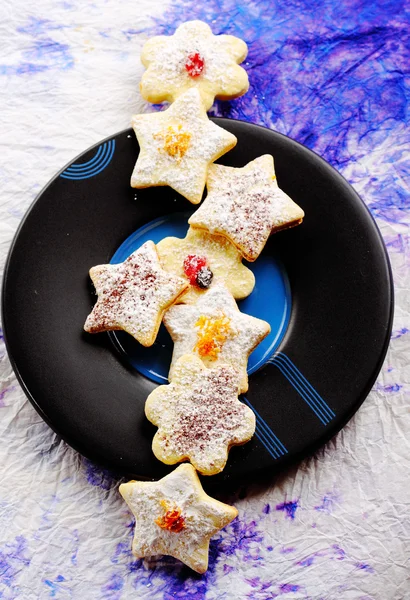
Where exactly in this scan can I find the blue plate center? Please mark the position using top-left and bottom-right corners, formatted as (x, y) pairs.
(109, 212), (291, 384)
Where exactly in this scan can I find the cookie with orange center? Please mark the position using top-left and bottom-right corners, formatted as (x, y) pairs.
(163, 285), (270, 393)
(156, 227), (255, 304)
(145, 354), (256, 475)
(189, 154), (305, 261)
(130, 88), (237, 204)
(84, 241), (188, 347)
(119, 463), (238, 574)
(140, 20), (249, 110)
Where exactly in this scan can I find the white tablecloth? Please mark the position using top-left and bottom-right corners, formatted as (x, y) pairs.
(1, 1), (409, 598)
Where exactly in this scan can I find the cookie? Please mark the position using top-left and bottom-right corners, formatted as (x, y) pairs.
(163, 285), (270, 393)
(140, 20), (249, 111)
(119, 463), (237, 573)
(156, 226), (255, 304)
(130, 88), (237, 204)
(145, 354), (256, 475)
(84, 240), (188, 347)
(189, 154), (305, 261)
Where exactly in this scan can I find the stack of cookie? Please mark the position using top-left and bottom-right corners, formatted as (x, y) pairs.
(84, 21), (304, 574)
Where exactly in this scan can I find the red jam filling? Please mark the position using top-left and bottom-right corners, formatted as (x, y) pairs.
(185, 52), (205, 78)
(155, 501), (186, 533)
(183, 254), (207, 284)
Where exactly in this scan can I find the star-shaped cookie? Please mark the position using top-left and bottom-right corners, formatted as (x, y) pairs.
(164, 285), (270, 393)
(189, 154), (305, 261)
(140, 20), (249, 110)
(145, 354), (256, 475)
(156, 226), (255, 304)
(119, 463), (238, 573)
(84, 241), (188, 347)
(130, 88), (237, 204)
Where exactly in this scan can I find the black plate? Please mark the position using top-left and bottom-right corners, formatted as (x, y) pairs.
(2, 120), (393, 485)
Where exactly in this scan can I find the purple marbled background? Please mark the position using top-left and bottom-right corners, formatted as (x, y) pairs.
(0, 0), (409, 598)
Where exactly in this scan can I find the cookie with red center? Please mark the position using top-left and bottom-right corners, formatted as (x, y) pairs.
(145, 354), (256, 475)
(157, 227), (254, 304)
(83, 240), (188, 346)
(119, 464), (238, 574)
(140, 20), (249, 110)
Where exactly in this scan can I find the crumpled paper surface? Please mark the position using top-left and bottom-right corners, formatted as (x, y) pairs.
(0, 0), (409, 598)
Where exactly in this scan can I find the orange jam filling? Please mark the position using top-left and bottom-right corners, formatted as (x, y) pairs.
(155, 500), (186, 533)
(155, 125), (191, 162)
(194, 315), (231, 360)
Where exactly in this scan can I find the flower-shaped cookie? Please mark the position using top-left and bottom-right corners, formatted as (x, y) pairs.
(119, 463), (237, 573)
(130, 88), (237, 204)
(140, 20), (249, 110)
(145, 354), (256, 475)
(189, 155), (305, 261)
(84, 241), (188, 346)
(156, 226), (255, 304)
(164, 285), (270, 393)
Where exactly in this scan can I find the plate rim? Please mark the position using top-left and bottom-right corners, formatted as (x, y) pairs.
(1, 119), (395, 480)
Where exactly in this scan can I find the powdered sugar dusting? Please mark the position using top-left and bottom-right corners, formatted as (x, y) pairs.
(140, 20), (249, 110)
(145, 354), (256, 475)
(164, 285), (270, 392)
(131, 88), (237, 203)
(84, 241), (188, 346)
(119, 464), (237, 573)
(189, 155), (305, 260)
(156, 226), (255, 303)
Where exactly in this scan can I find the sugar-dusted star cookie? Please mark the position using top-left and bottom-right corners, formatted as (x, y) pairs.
(119, 463), (238, 573)
(189, 155), (305, 261)
(130, 88), (237, 204)
(156, 227), (255, 304)
(84, 241), (188, 347)
(163, 285), (270, 393)
(140, 20), (249, 111)
(145, 354), (256, 475)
